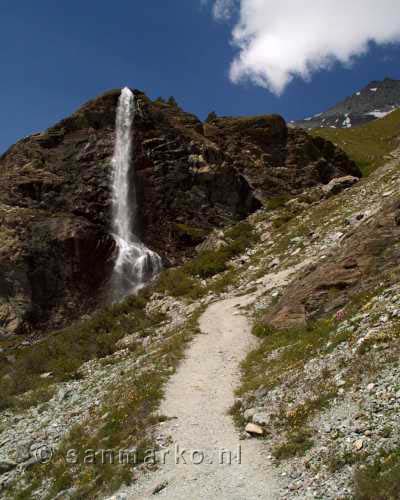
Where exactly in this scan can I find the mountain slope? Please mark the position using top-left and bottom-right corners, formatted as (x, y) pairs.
(1, 101), (400, 499)
(311, 108), (400, 175)
(2, 140), (400, 500)
(0, 89), (358, 337)
(295, 78), (400, 130)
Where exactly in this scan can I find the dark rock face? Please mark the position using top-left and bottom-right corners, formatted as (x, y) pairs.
(203, 115), (360, 198)
(295, 78), (400, 130)
(264, 199), (400, 330)
(0, 88), (359, 335)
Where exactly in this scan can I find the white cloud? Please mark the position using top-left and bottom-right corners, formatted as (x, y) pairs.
(212, 0), (237, 20)
(207, 0), (400, 94)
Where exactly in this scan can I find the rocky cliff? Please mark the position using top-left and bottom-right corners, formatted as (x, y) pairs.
(0, 89), (359, 336)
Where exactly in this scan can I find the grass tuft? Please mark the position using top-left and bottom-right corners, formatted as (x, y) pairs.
(272, 428), (314, 460)
(239, 319), (334, 396)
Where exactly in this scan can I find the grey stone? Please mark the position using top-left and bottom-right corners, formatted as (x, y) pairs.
(243, 408), (256, 422)
(58, 388), (73, 402)
(322, 176), (359, 198)
(254, 387), (269, 399)
(269, 258), (280, 269)
(252, 413), (270, 426)
(16, 441), (32, 463)
(245, 423), (264, 436)
(53, 488), (78, 499)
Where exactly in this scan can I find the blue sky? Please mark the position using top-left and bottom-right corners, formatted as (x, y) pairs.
(1, 0), (400, 153)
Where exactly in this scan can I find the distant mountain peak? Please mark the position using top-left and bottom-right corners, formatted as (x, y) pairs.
(294, 78), (400, 130)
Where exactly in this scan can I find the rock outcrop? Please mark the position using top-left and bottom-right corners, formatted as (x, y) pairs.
(204, 115), (360, 198)
(264, 198), (400, 329)
(0, 89), (359, 336)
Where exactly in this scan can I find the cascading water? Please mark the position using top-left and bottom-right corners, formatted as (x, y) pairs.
(111, 87), (162, 298)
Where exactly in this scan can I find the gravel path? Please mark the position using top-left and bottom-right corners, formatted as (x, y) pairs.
(121, 295), (277, 499)
(110, 266), (308, 500)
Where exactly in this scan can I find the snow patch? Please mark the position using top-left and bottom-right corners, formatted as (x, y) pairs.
(343, 115), (352, 128)
(366, 108), (397, 119)
(370, 88), (378, 92)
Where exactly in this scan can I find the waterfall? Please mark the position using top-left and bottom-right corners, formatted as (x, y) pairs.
(111, 87), (162, 298)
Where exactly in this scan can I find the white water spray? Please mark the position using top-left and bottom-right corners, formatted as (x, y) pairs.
(111, 87), (162, 298)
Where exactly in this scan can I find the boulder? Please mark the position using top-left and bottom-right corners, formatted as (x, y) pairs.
(115, 335), (137, 350)
(264, 198), (400, 330)
(196, 230), (227, 253)
(243, 408), (256, 421)
(252, 413), (270, 426)
(245, 423), (264, 436)
(322, 176), (359, 198)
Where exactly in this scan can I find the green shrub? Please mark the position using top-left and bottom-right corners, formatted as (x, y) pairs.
(206, 111), (217, 123)
(156, 268), (204, 299)
(272, 428), (314, 460)
(208, 270), (236, 294)
(252, 322), (274, 338)
(239, 319), (334, 396)
(272, 212), (293, 229)
(325, 449), (363, 473)
(185, 221), (258, 279)
(225, 221), (257, 248)
(185, 249), (230, 278)
(167, 96), (178, 107)
(0, 293), (165, 410)
(353, 448), (400, 500)
(155, 221), (258, 298)
(265, 195), (290, 211)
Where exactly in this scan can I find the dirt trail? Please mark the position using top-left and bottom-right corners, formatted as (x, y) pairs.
(111, 265), (307, 499)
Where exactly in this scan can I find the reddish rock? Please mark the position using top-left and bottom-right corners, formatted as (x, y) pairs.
(264, 199), (400, 330)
